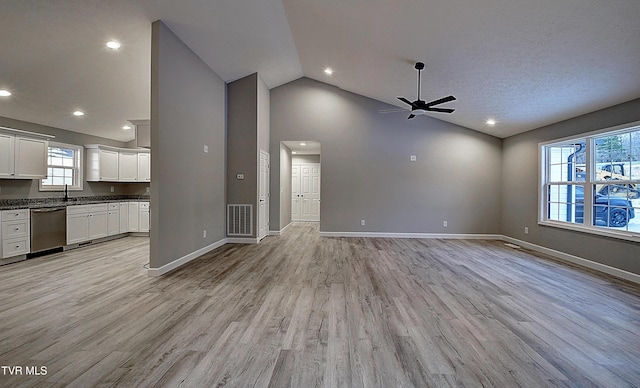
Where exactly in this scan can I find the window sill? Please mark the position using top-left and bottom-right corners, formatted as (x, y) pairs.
(538, 220), (640, 244)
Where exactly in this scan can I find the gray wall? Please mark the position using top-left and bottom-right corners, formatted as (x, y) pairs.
(279, 143), (292, 229)
(227, 73), (270, 237)
(257, 74), (270, 153)
(270, 77), (503, 234)
(502, 98), (640, 274)
(0, 115), (146, 199)
(150, 21), (226, 269)
(227, 74), (258, 210)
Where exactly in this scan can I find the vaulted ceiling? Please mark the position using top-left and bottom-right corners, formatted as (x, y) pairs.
(1, 0), (639, 142)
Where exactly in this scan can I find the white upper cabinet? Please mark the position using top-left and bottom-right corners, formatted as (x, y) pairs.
(118, 151), (138, 181)
(0, 127), (52, 180)
(138, 152), (150, 182)
(15, 136), (48, 179)
(85, 145), (150, 182)
(100, 149), (119, 181)
(0, 133), (14, 178)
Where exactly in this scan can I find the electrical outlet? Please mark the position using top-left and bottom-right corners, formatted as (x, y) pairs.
(110, 186), (114, 193)
(443, 220), (448, 227)
(524, 226), (529, 235)
(146, 187), (150, 193)
(204, 145), (209, 153)
(203, 230), (207, 238)
(361, 219), (365, 226)
(410, 155), (417, 162)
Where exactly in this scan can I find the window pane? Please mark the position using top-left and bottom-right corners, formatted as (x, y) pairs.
(547, 142), (585, 182)
(51, 156), (63, 167)
(547, 184), (584, 224)
(593, 186), (636, 230)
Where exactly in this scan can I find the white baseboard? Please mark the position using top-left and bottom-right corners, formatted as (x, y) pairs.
(319, 231), (503, 240)
(502, 236), (640, 285)
(147, 238), (227, 277)
(226, 237), (260, 244)
(269, 222), (292, 236)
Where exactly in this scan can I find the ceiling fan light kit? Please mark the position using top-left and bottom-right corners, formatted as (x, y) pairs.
(396, 61), (456, 120)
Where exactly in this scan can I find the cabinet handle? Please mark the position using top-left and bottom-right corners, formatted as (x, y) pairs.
(16, 245), (20, 249)
(15, 227), (20, 231)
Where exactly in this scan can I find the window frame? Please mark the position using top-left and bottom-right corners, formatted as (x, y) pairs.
(39, 142), (84, 192)
(539, 120), (640, 243)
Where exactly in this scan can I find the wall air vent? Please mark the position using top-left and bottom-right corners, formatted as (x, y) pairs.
(227, 204), (253, 236)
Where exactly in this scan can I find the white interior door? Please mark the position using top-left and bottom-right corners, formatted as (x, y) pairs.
(291, 164), (300, 221)
(258, 151), (270, 240)
(292, 163), (320, 222)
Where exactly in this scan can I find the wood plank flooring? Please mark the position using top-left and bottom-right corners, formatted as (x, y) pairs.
(0, 223), (639, 387)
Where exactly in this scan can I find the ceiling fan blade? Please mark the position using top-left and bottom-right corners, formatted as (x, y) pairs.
(425, 95), (456, 107)
(426, 107), (455, 113)
(407, 114), (416, 120)
(397, 97), (414, 106)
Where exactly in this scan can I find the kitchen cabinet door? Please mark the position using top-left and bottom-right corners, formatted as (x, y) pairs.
(88, 212), (108, 240)
(107, 204), (120, 236)
(14, 137), (47, 179)
(67, 213), (89, 244)
(119, 202), (129, 233)
(139, 202), (150, 232)
(0, 133), (15, 178)
(128, 202), (139, 232)
(99, 149), (119, 181)
(118, 151), (138, 181)
(138, 152), (150, 182)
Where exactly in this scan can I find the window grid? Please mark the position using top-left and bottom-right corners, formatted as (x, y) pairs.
(40, 143), (83, 191)
(540, 124), (640, 240)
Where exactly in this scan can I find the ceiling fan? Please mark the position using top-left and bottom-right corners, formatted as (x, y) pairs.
(389, 62), (456, 119)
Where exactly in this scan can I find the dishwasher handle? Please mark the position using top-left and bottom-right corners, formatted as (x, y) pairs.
(31, 207), (67, 213)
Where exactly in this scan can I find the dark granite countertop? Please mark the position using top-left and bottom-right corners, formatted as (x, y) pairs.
(0, 195), (150, 211)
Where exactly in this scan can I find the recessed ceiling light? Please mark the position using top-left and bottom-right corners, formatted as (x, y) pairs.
(300, 142), (307, 146)
(122, 125), (132, 130)
(73, 110), (85, 116)
(486, 119), (496, 126)
(324, 68), (333, 75)
(106, 40), (121, 50)
(0, 89), (11, 97)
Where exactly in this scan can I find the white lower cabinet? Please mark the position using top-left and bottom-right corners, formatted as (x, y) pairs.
(139, 202), (150, 232)
(1, 209), (30, 258)
(66, 204), (108, 244)
(128, 202), (139, 232)
(88, 205), (108, 240)
(66, 205), (90, 244)
(66, 201), (149, 245)
(107, 203), (120, 236)
(119, 202), (129, 233)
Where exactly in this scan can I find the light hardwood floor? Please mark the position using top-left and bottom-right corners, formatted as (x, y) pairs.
(0, 223), (639, 387)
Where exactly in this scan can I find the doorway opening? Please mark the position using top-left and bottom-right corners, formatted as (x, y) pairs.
(282, 141), (321, 223)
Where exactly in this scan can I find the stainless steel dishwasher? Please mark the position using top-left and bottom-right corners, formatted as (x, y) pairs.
(30, 207), (67, 253)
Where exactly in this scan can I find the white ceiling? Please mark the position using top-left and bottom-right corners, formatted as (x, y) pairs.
(1, 0), (639, 141)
